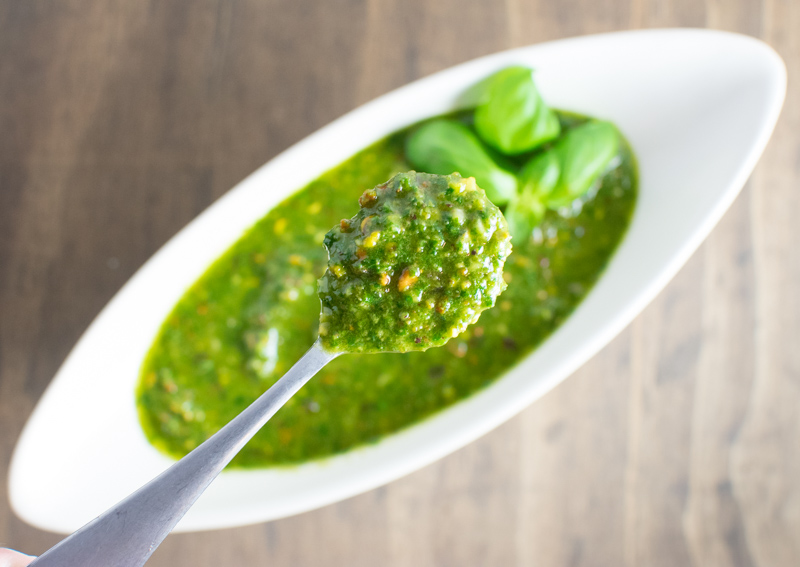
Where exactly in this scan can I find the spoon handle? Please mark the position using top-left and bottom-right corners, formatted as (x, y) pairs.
(30, 340), (338, 567)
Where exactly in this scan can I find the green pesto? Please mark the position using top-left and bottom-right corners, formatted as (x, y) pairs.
(137, 112), (638, 468)
(319, 172), (511, 353)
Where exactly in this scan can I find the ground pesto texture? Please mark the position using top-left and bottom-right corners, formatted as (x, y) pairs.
(137, 112), (637, 468)
(319, 172), (511, 353)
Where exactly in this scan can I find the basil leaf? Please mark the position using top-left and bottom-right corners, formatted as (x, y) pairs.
(505, 191), (546, 245)
(507, 120), (620, 241)
(519, 150), (561, 200)
(545, 120), (619, 208)
(504, 152), (558, 243)
(405, 119), (518, 205)
(474, 66), (560, 155)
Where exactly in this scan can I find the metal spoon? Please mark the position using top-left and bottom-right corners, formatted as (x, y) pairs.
(30, 340), (338, 567)
(29, 171), (512, 566)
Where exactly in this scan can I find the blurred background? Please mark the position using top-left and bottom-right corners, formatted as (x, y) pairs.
(1, 1), (798, 565)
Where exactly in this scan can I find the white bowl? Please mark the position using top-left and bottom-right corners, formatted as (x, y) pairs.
(9, 29), (785, 534)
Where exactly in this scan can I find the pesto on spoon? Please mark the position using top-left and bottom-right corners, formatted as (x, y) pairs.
(319, 171), (512, 353)
(31, 172), (511, 567)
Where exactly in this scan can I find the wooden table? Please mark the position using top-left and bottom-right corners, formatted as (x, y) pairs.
(1, 1), (798, 565)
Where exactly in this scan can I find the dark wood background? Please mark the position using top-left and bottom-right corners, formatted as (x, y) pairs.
(2, 1), (798, 565)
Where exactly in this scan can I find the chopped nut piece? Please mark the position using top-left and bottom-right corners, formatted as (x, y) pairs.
(359, 189), (378, 207)
(361, 215), (376, 232)
(398, 267), (419, 291)
(362, 231), (381, 248)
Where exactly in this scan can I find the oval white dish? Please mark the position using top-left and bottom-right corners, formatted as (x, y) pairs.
(9, 29), (785, 534)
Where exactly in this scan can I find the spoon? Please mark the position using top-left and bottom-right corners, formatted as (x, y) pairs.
(30, 340), (336, 567)
(29, 172), (511, 567)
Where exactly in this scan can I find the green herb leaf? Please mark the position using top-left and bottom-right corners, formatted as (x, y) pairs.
(505, 191), (546, 245)
(544, 120), (619, 208)
(505, 151), (558, 243)
(473, 66), (560, 155)
(519, 150), (561, 200)
(405, 119), (518, 205)
(507, 120), (620, 242)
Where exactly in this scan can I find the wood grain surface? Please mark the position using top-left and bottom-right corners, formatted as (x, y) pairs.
(1, 1), (798, 565)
